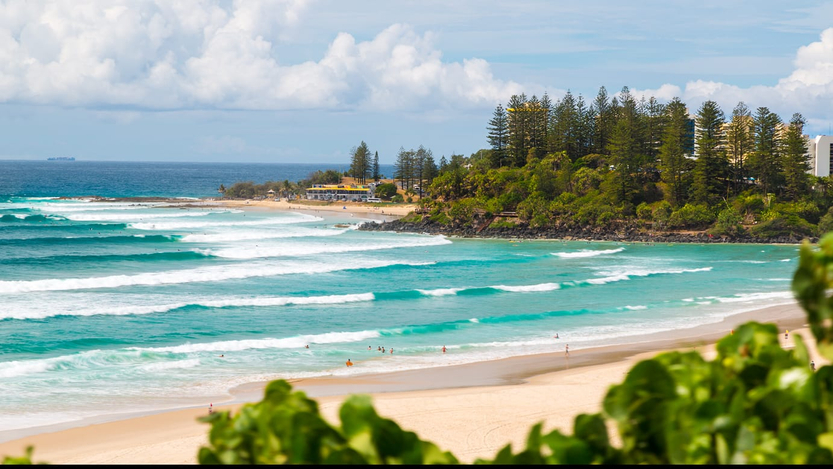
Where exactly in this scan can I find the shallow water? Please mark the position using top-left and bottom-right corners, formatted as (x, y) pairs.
(0, 165), (799, 433)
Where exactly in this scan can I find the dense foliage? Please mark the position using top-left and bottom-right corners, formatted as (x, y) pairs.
(8, 234), (833, 464)
(222, 170), (344, 199)
(415, 88), (833, 238)
(394, 146), (439, 196)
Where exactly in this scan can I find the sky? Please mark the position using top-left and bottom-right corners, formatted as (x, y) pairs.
(0, 0), (832, 163)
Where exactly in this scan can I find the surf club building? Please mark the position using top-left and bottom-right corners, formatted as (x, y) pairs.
(305, 183), (376, 202)
(807, 135), (833, 177)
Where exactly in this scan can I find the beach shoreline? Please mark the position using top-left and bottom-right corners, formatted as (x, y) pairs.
(0, 301), (817, 464)
(82, 195), (814, 245)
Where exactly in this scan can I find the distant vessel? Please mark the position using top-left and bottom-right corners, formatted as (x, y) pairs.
(47, 157), (75, 161)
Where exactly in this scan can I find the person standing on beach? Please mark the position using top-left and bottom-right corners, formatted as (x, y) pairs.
(811, 360), (816, 371)
(565, 344), (569, 357)
(346, 359), (353, 367)
(442, 345), (446, 353)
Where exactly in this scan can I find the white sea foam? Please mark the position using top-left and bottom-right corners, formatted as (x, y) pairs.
(203, 236), (452, 259)
(0, 303), (189, 320)
(130, 215), (321, 230)
(138, 330), (381, 354)
(32, 203), (162, 212)
(179, 228), (346, 243)
(0, 293), (376, 320)
(417, 288), (464, 296)
(780, 258), (792, 262)
(62, 211), (217, 222)
(0, 260), (431, 294)
(584, 267), (712, 285)
(492, 283), (561, 292)
(552, 247), (625, 258)
(0, 360), (52, 379)
(712, 291), (793, 303)
(198, 293), (375, 308)
(624, 305), (647, 310)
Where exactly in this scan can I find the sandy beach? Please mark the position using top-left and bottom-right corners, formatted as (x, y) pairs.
(0, 302), (821, 464)
(214, 198), (416, 221)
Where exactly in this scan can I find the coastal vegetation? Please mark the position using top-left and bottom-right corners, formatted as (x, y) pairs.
(384, 88), (831, 241)
(7, 236), (833, 464)
(221, 170), (344, 199)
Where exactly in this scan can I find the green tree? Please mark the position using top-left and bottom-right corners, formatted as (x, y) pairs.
(607, 87), (644, 205)
(642, 97), (667, 167)
(550, 91), (580, 160)
(507, 94), (529, 166)
(691, 100), (727, 204)
(782, 113), (810, 200)
(394, 148), (415, 191)
(659, 98), (692, 207)
(422, 154), (438, 186)
(747, 107), (784, 196)
(372, 151), (380, 181)
(487, 104), (509, 168)
(592, 86), (613, 155)
(726, 102), (754, 194)
(349, 141), (372, 184)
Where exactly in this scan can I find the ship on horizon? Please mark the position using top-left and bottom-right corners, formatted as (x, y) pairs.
(47, 157), (75, 161)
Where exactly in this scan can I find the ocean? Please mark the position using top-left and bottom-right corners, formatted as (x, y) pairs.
(0, 160), (799, 436)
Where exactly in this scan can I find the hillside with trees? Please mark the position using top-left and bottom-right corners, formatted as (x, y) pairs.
(365, 87), (832, 242)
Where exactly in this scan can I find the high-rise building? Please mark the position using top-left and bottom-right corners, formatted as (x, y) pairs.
(806, 135), (833, 177)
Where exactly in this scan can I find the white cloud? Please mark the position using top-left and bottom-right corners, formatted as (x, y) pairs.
(0, 0), (521, 111)
(633, 28), (833, 126)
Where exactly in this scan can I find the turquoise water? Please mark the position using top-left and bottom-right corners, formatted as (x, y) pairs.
(0, 196), (799, 434)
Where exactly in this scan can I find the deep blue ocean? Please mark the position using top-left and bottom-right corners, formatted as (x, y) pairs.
(0, 160), (798, 437)
(0, 160), (395, 198)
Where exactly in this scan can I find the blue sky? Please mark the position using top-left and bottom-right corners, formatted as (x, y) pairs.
(1, 0), (832, 163)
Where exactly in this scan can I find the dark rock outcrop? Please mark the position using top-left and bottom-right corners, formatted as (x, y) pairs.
(360, 216), (815, 245)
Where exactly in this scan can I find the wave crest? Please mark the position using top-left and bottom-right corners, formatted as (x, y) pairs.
(552, 247), (625, 258)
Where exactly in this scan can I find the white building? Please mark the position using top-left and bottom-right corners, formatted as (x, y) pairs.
(806, 135), (833, 177)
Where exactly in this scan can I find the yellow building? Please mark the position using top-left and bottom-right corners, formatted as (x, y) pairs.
(305, 184), (374, 202)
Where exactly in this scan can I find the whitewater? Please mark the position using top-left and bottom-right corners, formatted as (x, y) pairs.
(0, 195), (800, 436)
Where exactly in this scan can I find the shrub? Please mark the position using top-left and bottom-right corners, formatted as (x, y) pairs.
(573, 200), (615, 227)
(517, 193), (549, 224)
(570, 167), (603, 195)
(712, 207), (744, 236)
(819, 207), (833, 235)
(488, 219), (517, 229)
(652, 201), (673, 227)
(399, 212), (423, 223)
(391, 194), (404, 203)
(750, 214), (815, 239)
(374, 183), (397, 200)
(447, 198), (480, 225)
(198, 380), (458, 464)
(667, 204), (714, 229)
(429, 211), (451, 225)
(636, 202), (653, 221)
